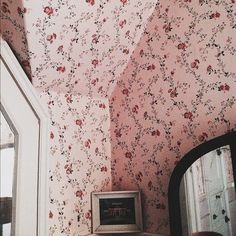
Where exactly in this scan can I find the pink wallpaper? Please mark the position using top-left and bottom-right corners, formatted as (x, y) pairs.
(1, 0), (157, 97)
(110, 0), (236, 234)
(39, 91), (111, 235)
(1, 0), (236, 235)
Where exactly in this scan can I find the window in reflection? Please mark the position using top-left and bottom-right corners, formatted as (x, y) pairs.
(180, 145), (236, 236)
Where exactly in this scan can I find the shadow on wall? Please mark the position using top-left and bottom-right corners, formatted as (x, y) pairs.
(109, 0), (236, 235)
(0, 0), (32, 80)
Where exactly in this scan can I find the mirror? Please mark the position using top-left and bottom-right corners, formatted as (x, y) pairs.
(180, 145), (236, 236)
(0, 110), (16, 236)
(168, 131), (236, 236)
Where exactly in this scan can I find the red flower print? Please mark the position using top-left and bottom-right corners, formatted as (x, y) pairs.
(86, 0), (95, 6)
(147, 64), (156, 71)
(132, 105), (139, 113)
(44, 6), (53, 16)
(198, 135), (204, 142)
(65, 94), (73, 103)
(139, 49), (144, 57)
(17, 7), (26, 17)
(190, 59), (200, 69)
(125, 152), (132, 159)
(210, 11), (221, 19)
(92, 59), (98, 67)
(225, 84), (230, 91)
(218, 84), (230, 92)
(46, 33), (56, 43)
(144, 111), (148, 119)
(119, 20), (126, 28)
(92, 34), (98, 44)
(207, 65), (213, 74)
(120, 0), (127, 5)
(184, 112), (193, 120)
(76, 119), (83, 127)
(64, 164), (73, 174)
(91, 78), (99, 85)
(177, 42), (187, 50)
(122, 88), (129, 96)
(85, 139), (91, 148)
(57, 45), (63, 51)
(168, 88), (178, 98)
(85, 210), (92, 219)
(1, 2), (10, 13)
(101, 166), (108, 172)
(148, 181), (153, 189)
(56, 66), (65, 73)
(50, 131), (54, 139)
(99, 103), (106, 109)
(135, 171), (143, 182)
(49, 211), (53, 219)
(114, 129), (122, 138)
(123, 48), (129, 54)
(215, 12), (220, 17)
(198, 132), (208, 142)
(75, 190), (84, 199)
(163, 23), (172, 33)
(151, 129), (160, 136)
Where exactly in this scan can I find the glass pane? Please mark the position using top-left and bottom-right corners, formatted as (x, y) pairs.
(1, 148), (15, 197)
(180, 145), (236, 236)
(0, 111), (15, 236)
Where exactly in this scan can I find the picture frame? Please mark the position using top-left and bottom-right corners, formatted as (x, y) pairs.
(91, 191), (143, 234)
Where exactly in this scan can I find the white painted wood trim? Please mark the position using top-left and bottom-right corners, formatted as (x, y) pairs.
(184, 166), (201, 233)
(0, 38), (49, 236)
(220, 147), (233, 236)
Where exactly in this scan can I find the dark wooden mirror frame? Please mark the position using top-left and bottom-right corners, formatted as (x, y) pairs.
(168, 130), (236, 236)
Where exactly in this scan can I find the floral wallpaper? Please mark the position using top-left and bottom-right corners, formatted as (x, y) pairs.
(39, 91), (111, 235)
(110, 0), (236, 235)
(1, 0), (157, 97)
(1, 0), (236, 235)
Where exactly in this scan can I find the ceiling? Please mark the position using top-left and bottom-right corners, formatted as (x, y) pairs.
(11, 0), (159, 98)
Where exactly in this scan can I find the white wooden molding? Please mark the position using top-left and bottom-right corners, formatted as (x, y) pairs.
(0, 38), (49, 236)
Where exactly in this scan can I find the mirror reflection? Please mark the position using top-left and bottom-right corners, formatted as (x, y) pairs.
(180, 145), (236, 236)
(0, 111), (15, 236)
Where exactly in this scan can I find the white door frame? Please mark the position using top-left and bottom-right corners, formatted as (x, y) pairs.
(0, 38), (49, 236)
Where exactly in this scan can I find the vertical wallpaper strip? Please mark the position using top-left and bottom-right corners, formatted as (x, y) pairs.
(39, 91), (111, 235)
(110, 0), (236, 234)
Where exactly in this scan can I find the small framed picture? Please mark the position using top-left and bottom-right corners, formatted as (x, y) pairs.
(91, 191), (143, 234)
